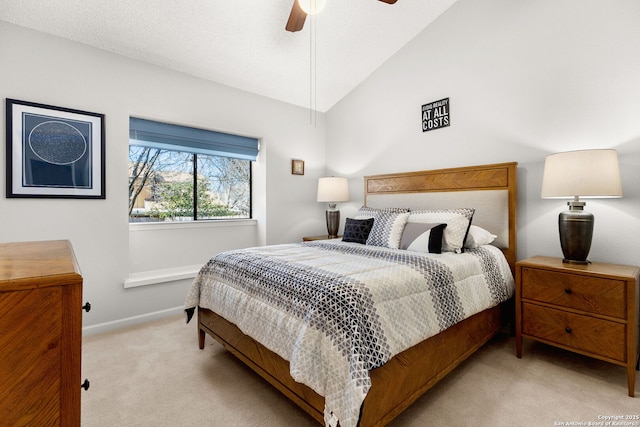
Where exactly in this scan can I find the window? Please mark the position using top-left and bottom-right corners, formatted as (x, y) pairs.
(128, 118), (258, 223)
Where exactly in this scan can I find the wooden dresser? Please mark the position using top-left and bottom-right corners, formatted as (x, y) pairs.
(0, 240), (85, 426)
(515, 256), (640, 397)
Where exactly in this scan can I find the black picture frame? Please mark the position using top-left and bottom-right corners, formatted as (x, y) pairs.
(6, 98), (105, 199)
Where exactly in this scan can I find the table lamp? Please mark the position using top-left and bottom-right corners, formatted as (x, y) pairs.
(541, 149), (622, 264)
(317, 177), (349, 238)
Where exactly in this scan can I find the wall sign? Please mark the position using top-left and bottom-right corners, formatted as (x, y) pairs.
(421, 98), (450, 132)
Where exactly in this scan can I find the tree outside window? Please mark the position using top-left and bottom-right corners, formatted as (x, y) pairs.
(128, 146), (251, 223)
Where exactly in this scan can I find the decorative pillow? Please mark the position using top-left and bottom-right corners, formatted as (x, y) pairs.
(354, 206), (408, 219)
(365, 211), (410, 249)
(399, 223), (447, 253)
(342, 218), (375, 244)
(464, 225), (497, 248)
(408, 208), (475, 253)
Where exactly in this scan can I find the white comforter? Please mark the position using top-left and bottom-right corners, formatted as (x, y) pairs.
(184, 240), (514, 427)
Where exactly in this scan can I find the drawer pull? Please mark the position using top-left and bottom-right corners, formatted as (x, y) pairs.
(81, 379), (90, 391)
(564, 288), (572, 294)
(565, 327), (572, 334)
(82, 302), (92, 312)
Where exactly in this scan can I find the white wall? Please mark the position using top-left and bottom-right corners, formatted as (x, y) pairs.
(0, 22), (327, 332)
(326, 0), (640, 266)
(3, 0), (639, 332)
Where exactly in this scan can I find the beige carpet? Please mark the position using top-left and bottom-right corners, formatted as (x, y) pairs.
(81, 315), (639, 426)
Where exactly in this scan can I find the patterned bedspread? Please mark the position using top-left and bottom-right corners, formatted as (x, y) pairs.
(184, 240), (514, 427)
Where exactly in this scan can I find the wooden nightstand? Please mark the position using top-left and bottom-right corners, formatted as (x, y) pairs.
(515, 256), (640, 397)
(302, 235), (342, 242)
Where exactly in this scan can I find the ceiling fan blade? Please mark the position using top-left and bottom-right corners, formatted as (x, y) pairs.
(286, 0), (396, 33)
(286, 1), (307, 32)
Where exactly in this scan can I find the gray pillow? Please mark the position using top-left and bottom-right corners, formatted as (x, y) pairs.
(408, 208), (475, 253)
(399, 223), (447, 253)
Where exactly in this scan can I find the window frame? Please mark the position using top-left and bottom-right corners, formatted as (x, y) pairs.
(128, 117), (256, 224)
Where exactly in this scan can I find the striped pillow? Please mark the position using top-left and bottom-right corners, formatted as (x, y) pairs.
(408, 208), (475, 253)
(399, 223), (447, 253)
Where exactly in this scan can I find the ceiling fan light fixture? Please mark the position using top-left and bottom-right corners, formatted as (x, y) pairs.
(298, 0), (327, 15)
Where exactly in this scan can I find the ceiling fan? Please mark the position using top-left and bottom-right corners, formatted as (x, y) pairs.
(286, 0), (398, 32)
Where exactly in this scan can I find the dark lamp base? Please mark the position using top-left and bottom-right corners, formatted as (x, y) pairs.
(558, 204), (594, 265)
(326, 210), (340, 239)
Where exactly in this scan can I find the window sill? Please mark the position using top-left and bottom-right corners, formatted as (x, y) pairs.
(124, 264), (203, 288)
(129, 218), (257, 231)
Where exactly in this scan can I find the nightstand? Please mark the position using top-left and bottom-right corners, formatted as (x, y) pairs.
(515, 256), (640, 397)
(302, 235), (342, 242)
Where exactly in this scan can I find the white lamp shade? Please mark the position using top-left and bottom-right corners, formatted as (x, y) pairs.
(541, 149), (623, 199)
(298, 0), (327, 15)
(317, 177), (349, 203)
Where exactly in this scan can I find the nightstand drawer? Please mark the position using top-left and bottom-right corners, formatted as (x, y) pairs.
(522, 303), (626, 362)
(521, 267), (626, 319)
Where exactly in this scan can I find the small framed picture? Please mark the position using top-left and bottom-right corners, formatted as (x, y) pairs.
(6, 98), (105, 199)
(291, 159), (304, 175)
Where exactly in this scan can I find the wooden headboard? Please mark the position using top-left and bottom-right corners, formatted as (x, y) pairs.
(364, 162), (518, 272)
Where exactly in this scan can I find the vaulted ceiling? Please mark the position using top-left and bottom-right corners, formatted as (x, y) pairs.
(0, 0), (457, 112)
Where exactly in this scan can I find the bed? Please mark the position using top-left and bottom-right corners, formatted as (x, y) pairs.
(185, 162), (518, 427)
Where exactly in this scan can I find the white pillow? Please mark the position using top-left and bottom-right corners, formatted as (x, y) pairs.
(464, 225), (497, 248)
(408, 208), (475, 253)
(399, 223), (447, 253)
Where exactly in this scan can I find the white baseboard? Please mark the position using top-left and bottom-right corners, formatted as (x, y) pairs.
(82, 306), (185, 336)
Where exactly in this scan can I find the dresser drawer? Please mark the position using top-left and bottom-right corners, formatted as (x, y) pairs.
(522, 303), (626, 362)
(521, 267), (626, 319)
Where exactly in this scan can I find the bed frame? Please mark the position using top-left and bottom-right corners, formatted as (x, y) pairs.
(197, 162), (518, 426)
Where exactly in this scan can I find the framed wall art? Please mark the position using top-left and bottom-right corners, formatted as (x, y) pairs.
(291, 159), (304, 175)
(6, 98), (105, 199)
